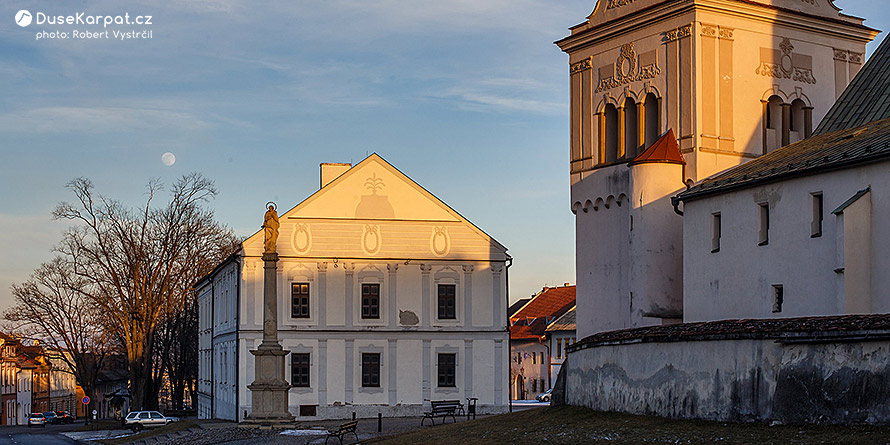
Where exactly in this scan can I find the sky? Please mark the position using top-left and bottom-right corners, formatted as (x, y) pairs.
(0, 1), (887, 313)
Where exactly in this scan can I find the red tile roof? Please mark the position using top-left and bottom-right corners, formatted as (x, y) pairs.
(510, 285), (575, 340)
(628, 128), (685, 166)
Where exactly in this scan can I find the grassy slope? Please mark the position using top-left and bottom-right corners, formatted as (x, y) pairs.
(369, 406), (890, 445)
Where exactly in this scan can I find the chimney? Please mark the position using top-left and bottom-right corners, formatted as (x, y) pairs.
(320, 163), (352, 189)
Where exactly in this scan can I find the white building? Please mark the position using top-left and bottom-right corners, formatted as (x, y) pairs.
(675, 34), (890, 320)
(198, 154), (511, 421)
(15, 363), (33, 425)
(556, 0), (877, 337)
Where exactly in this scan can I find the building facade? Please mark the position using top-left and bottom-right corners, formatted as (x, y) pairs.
(544, 307), (575, 383)
(556, 0), (877, 337)
(509, 285), (574, 400)
(198, 154), (511, 421)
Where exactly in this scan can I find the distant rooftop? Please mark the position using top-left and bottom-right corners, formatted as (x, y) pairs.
(510, 285), (575, 340)
(545, 306), (576, 332)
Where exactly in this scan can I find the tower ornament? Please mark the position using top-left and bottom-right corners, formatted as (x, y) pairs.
(596, 42), (661, 93)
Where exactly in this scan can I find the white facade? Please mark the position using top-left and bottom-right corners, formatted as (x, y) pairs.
(682, 160), (890, 321)
(558, 0), (876, 337)
(16, 368), (32, 424)
(198, 154), (510, 421)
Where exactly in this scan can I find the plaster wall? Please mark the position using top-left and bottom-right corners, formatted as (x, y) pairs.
(683, 160), (889, 321)
(564, 337), (890, 424)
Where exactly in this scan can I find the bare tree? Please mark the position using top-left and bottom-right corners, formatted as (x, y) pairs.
(5, 256), (110, 417)
(53, 173), (238, 410)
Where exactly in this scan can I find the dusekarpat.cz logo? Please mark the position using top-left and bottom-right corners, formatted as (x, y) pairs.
(15, 10), (32, 27)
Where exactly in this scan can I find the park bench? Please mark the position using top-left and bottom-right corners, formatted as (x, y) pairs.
(421, 400), (462, 426)
(325, 420), (359, 444)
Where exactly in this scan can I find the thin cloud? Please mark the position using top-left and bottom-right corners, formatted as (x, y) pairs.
(0, 106), (212, 134)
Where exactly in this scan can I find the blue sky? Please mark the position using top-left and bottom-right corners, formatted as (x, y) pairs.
(0, 0), (886, 312)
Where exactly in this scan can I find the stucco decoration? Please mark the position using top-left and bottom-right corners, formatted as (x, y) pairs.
(430, 226), (450, 256)
(596, 43), (661, 93)
(607, 0), (636, 8)
(756, 37), (817, 84)
(291, 223), (312, 253)
(570, 58), (592, 74)
(362, 224), (382, 255)
(663, 25), (692, 42)
(355, 173), (395, 219)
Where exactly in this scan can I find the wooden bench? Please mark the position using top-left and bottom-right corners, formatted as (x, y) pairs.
(421, 400), (462, 426)
(325, 420), (359, 444)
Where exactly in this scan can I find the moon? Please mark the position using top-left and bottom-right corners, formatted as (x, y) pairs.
(161, 152), (176, 166)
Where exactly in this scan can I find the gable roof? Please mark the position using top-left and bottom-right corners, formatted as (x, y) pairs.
(242, 153), (507, 254)
(676, 116), (890, 202)
(545, 306), (576, 333)
(816, 35), (890, 135)
(510, 285), (575, 340)
(628, 129), (685, 166)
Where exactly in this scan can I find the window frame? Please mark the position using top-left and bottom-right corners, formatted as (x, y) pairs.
(437, 284), (457, 320)
(361, 353), (381, 388)
(291, 353), (310, 388)
(361, 283), (381, 319)
(811, 192), (823, 238)
(437, 353), (456, 388)
(711, 212), (721, 253)
(758, 203), (770, 246)
(291, 283), (310, 319)
(772, 285), (784, 313)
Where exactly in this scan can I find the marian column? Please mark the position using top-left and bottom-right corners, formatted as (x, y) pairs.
(243, 203), (294, 427)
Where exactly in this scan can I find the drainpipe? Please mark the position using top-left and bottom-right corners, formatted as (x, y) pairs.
(505, 256), (513, 413)
(234, 255), (242, 423)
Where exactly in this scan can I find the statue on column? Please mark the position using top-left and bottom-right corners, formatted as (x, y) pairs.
(263, 202), (279, 254)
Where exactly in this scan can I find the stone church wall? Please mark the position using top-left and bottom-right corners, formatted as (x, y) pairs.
(563, 316), (890, 424)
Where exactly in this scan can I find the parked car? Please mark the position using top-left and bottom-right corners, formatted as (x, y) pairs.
(27, 413), (46, 428)
(536, 388), (553, 403)
(122, 411), (179, 432)
(42, 411), (58, 424)
(55, 411), (74, 424)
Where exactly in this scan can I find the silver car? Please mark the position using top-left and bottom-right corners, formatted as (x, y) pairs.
(27, 413), (45, 428)
(122, 411), (179, 432)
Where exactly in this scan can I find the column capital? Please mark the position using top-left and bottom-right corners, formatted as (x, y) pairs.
(462, 265), (475, 274)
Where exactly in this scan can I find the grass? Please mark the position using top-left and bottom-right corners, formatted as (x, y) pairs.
(98, 419), (197, 445)
(368, 406), (890, 444)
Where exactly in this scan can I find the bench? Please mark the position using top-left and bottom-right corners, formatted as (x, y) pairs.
(325, 420), (359, 444)
(421, 400), (462, 426)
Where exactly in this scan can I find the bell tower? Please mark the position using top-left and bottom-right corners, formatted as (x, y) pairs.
(557, 0), (877, 337)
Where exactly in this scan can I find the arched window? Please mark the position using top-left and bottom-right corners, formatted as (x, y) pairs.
(603, 104), (619, 163)
(623, 98), (638, 158)
(790, 99), (807, 143)
(644, 93), (659, 150)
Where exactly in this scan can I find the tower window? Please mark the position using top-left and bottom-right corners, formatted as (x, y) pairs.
(361, 283), (380, 319)
(772, 285), (784, 313)
(811, 193), (823, 237)
(758, 203), (769, 246)
(711, 212), (721, 253)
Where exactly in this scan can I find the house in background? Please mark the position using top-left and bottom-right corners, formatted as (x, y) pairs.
(544, 306), (575, 382)
(15, 357), (35, 425)
(198, 153), (511, 421)
(509, 285), (575, 400)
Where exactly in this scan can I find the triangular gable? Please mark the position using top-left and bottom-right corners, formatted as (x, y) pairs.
(243, 153), (506, 253)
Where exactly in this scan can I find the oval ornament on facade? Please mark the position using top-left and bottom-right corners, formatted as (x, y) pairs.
(431, 226), (450, 256)
(291, 223), (312, 254)
(363, 224), (381, 255)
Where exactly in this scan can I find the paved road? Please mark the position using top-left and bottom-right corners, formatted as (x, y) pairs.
(0, 424), (79, 445)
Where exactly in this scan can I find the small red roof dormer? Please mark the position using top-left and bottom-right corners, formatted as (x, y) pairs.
(628, 129), (686, 166)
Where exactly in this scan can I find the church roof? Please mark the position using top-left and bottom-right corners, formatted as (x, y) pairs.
(510, 285), (575, 340)
(676, 116), (890, 203)
(816, 36), (890, 135)
(628, 129), (685, 166)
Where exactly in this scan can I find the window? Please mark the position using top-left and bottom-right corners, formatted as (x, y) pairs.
(772, 285), (784, 313)
(437, 353), (456, 387)
(712, 213), (722, 252)
(540, 352), (544, 364)
(437, 284), (456, 319)
(624, 98), (638, 158)
(643, 93), (660, 149)
(361, 284), (380, 319)
(361, 353), (380, 387)
(291, 283), (310, 318)
(532, 379), (538, 393)
(291, 353), (310, 387)
(532, 352), (536, 364)
(516, 352), (521, 364)
(758, 203), (770, 246)
(811, 193), (823, 237)
(557, 339), (562, 360)
(603, 104), (619, 163)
